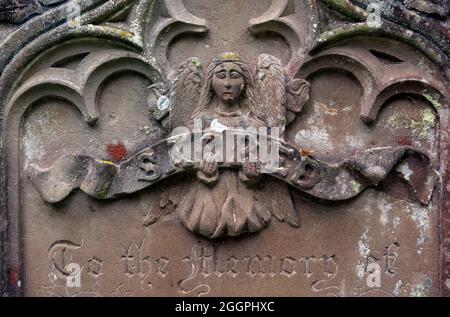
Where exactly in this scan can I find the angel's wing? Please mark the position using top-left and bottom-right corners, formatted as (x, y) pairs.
(254, 54), (287, 133)
(169, 57), (204, 129)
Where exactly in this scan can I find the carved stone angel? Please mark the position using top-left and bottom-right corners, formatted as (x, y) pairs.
(167, 52), (310, 238)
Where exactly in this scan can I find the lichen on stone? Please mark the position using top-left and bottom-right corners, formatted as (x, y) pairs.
(410, 108), (436, 139)
(423, 93), (441, 110)
(350, 180), (362, 193)
(387, 114), (404, 130)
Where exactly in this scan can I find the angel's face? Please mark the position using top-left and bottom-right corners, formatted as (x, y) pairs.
(212, 62), (244, 104)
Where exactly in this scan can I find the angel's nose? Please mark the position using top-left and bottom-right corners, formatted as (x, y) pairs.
(224, 80), (231, 88)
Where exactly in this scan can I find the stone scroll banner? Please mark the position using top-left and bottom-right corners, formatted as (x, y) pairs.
(27, 132), (437, 205)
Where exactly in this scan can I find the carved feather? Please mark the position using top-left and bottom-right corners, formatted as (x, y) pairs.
(254, 54), (287, 133)
(169, 57), (204, 129)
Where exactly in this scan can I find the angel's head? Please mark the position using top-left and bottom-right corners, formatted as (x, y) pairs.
(192, 52), (257, 118)
(212, 61), (245, 104)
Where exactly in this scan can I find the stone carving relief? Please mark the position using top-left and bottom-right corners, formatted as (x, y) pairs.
(1, 0), (450, 296)
(13, 6), (440, 239)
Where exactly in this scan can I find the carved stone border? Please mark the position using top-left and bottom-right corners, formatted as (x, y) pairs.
(1, 0), (450, 296)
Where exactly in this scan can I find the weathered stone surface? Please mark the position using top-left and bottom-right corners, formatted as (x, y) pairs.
(1, 0), (450, 297)
(0, 0), (42, 24)
(403, 0), (450, 17)
(38, 0), (66, 6)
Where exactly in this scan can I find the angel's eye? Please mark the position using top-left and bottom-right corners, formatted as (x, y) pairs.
(230, 71), (241, 79)
(215, 72), (226, 79)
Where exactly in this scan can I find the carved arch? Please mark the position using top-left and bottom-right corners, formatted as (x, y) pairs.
(300, 40), (450, 123)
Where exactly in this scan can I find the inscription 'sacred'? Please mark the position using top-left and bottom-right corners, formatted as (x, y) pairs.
(107, 142), (127, 161)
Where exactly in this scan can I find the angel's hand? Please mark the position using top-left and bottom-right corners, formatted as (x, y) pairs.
(240, 160), (261, 185)
(200, 159), (218, 176)
(196, 153), (219, 186)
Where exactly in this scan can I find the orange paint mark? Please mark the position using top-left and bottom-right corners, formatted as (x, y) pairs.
(299, 148), (314, 157)
(107, 142), (127, 161)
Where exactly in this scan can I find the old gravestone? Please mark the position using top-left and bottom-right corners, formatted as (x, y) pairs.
(1, 0), (450, 297)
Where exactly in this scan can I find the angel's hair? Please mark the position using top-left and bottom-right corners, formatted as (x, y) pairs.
(190, 53), (260, 122)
